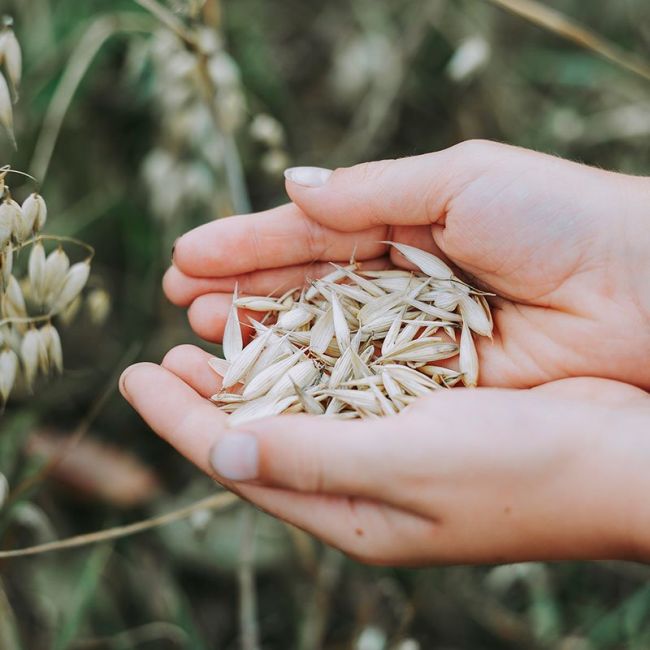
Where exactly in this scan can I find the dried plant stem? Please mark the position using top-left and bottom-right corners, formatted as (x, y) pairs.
(13, 234), (95, 260)
(134, 0), (197, 44)
(0, 492), (239, 559)
(202, 0), (222, 29)
(298, 547), (343, 650)
(485, 0), (650, 82)
(136, 0), (252, 214)
(29, 13), (154, 182)
(238, 506), (261, 650)
(69, 622), (189, 650)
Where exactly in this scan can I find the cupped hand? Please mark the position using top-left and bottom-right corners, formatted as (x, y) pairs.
(120, 349), (650, 565)
(164, 140), (650, 389)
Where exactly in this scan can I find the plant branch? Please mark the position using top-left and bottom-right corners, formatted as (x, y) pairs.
(0, 491), (239, 559)
(485, 0), (650, 82)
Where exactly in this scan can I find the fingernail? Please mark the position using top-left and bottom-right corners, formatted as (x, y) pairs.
(119, 367), (133, 399)
(284, 166), (332, 188)
(210, 433), (259, 481)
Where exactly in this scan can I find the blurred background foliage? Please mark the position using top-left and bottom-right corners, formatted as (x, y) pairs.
(0, 0), (649, 648)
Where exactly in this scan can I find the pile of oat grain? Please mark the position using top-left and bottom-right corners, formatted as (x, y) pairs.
(209, 242), (492, 424)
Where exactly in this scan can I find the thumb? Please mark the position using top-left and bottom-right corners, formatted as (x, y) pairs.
(208, 413), (397, 498)
(283, 140), (495, 232)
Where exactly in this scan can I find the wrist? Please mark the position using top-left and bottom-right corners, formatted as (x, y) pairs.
(621, 175), (650, 326)
(603, 405), (650, 562)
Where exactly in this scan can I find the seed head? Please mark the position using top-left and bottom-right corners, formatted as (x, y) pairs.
(0, 347), (18, 402)
(0, 26), (21, 89)
(21, 193), (47, 236)
(28, 240), (46, 304)
(51, 261), (90, 313)
(0, 198), (20, 244)
(4, 274), (26, 318)
(0, 71), (14, 147)
(40, 323), (63, 374)
(20, 328), (42, 389)
(86, 288), (111, 325)
(43, 248), (70, 305)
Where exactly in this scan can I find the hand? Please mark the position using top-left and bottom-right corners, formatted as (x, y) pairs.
(120, 350), (650, 565)
(164, 140), (650, 389)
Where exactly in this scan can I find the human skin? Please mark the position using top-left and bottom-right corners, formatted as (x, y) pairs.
(120, 140), (650, 565)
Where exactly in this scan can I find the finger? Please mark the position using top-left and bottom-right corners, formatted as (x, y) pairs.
(173, 202), (388, 278)
(119, 362), (224, 474)
(208, 411), (406, 500)
(187, 293), (257, 343)
(161, 344), (222, 398)
(283, 142), (497, 232)
(163, 256), (391, 308)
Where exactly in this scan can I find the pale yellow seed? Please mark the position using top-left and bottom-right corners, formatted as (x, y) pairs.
(382, 241), (454, 280)
(222, 329), (272, 389)
(223, 285), (243, 362)
(267, 359), (319, 399)
(459, 320), (479, 387)
(309, 307), (334, 354)
(242, 349), (302, 400)
(458, 293), (492, 337)
(330, 292), (350, 353)
(234, 296), (289, 312)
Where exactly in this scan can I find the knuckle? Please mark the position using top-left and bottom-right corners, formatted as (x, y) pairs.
(448, 138), (499, 162)
(248, 223), (264, 271)
(452, 138), (488, 153)
(280, 434), (327, 492)
(301, 217), (326, 260)
(161, 344), (196, 369)
(341, 159), (396, 186)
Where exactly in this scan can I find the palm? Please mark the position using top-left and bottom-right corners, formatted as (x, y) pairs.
(166, 142), (649, 389)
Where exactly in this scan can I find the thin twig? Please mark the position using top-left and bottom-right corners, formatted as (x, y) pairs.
(238, 506), (260, 650)
(298, 547), (343, 650)
(70, 622), (190, 650)
(0, 491), (239, 559)
(134, 0), (197, 44)
(485, 0), (650, 82)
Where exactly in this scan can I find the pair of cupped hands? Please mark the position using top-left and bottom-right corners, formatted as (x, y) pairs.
(120, 140), (650, 565)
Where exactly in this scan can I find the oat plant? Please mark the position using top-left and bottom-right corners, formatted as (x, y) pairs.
(0, 17), (95, 407)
